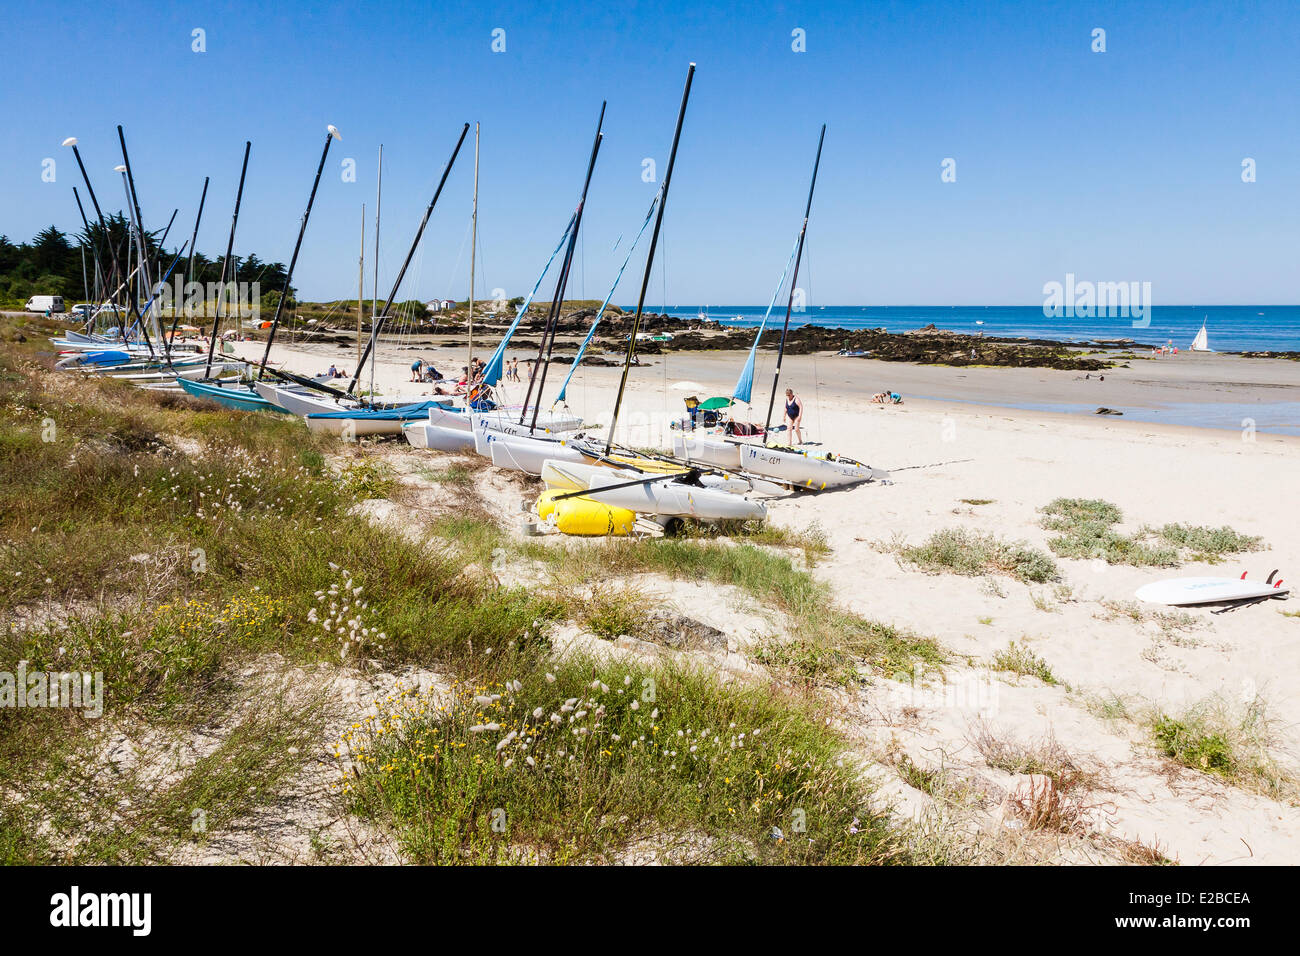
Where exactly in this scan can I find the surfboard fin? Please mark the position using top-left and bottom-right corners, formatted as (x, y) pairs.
(1266, 569), (1278, 584)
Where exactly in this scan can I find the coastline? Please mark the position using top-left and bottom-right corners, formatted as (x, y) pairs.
(232, 330), (1300, 438)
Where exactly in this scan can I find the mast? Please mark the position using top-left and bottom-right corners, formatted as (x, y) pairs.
(605, 63), (696, 455)
(155, 208), (178, 277)
(468, 122), (479, 371)
(372, 145), (382, 342)
(71, 187), (98, 299)
(357, 203), (365, 370)
(522, 103), (605, 431)
(761, 124), (825, 441)
(257, 125), (341, 378)
(204, 141), (251, 378)
(115, 166), (157, 358)
(349, 123), (470, 398)
(166, 176), (209, 362)
(116, 127), (160, 349)
(79, 244), (89, 306)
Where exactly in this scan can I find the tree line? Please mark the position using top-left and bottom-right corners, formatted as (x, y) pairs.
(0, 216), (291, 308)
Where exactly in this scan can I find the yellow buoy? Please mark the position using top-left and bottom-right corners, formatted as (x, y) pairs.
(536, 489), (565, 520)
(536, 489), (634, 535)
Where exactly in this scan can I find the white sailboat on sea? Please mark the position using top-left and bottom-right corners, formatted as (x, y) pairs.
(1190, 316), (1212, 352)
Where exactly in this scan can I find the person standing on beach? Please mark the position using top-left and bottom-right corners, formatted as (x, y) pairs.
(784, 388), (804, 444)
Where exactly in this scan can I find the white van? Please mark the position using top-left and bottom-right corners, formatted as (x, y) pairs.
(25, 295), (65, 313)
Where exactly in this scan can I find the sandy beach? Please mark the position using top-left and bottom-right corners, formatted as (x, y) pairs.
(225, 334), (1300, 864)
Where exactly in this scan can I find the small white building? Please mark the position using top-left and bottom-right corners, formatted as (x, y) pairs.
(425, 298), (457, 312)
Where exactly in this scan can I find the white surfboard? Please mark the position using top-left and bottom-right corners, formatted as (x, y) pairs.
(1134, 576), (1289, 606)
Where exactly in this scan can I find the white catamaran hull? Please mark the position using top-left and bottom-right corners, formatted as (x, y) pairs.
(305, 415), (412, 438)
(429, 406), (583, 433)
(740, 445), (887, 489)
(487, 432), (591, 474)
(672, 434), (745, 470)
(584, 470), (767, 521)
(404, 422), (477, 452)
(254, 381), (357, 416)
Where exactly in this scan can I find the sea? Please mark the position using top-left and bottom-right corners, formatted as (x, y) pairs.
(649, 305), (1300, 354)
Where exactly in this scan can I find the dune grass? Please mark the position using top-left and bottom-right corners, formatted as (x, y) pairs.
(896, 528), (1060, 584)
(1149, 696), (1295, 798)
(519, 535), (947, 682)
(989, 641), (1059, 685)
(1040, 498), (1262, 567)
(338, 654), (907, 864)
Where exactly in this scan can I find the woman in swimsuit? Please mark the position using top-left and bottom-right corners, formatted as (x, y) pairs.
(784, 389), (803, 444)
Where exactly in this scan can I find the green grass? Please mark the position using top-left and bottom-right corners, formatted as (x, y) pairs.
(897, 528), (1060, 584)
(679, 519), (831, 566)
(1152, 717), (1234, 777)
(895, 754), (945, 796)
(522, 536), (946, 682)
(1152, 523), (1263, 562)
(1040, 498), (1261, 567)
(336, 456), (395, 499)
(416, 463), (475, 487)
(339, 655), (908, 864)
(580, 585), (653, 640)
(989, 641), (1058, 685)
(1148, 696), (1294, 797)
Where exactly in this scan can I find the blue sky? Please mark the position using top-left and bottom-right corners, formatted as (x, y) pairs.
(3, 0), (1298, 304)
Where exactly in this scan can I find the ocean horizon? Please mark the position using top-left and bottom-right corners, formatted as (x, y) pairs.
(643, 305), (1300, 354)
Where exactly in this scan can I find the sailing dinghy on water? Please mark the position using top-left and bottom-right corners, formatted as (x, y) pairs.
(1190, 317), (1212, 352)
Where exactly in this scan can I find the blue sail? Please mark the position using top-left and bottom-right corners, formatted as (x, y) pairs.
(480, 212), (577, 387)
(554, 194), (660, 405)
(732, 233), (801, 404)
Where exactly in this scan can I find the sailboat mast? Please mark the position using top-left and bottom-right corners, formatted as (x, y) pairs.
(761, 123), (826, 441)
(350, 124), (471, 398)
(166, 176), (209, 365)
(468, 122), (479, 371)
(521, 102), (605, 430)
(357, 203), (365, 370)
(116, 167), (157, 358)
(116, 127), (163, 353)
(204, 141), (251, 377)
(71, 187), (99, 302)
(605, 64), (695, 455)
(257, 125), (340, 378)
(372, 145), (382, 338)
